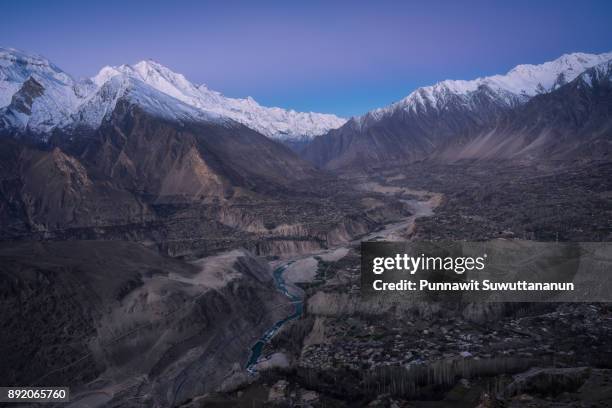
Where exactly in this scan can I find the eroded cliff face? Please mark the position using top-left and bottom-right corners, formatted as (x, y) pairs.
(249, 214), (381, 257)
(0, 242), (290, 407)
(0, 139), (150, 237)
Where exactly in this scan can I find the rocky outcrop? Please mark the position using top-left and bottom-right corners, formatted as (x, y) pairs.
(0, 140), (148, 236)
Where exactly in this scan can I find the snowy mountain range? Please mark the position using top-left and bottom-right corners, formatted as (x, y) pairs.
(2, 46), (611, 160)
(92, 61), (346, 141)
(302, 51), (612, 168)
(0, 47), (346, 141)
(362, 51), (612, 123)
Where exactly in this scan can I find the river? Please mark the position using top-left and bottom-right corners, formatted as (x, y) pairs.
(246, 262), (303, 373)
(245, 191), (441, 373)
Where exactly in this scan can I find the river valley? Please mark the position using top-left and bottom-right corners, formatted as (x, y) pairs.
(244, 186), (442, 374)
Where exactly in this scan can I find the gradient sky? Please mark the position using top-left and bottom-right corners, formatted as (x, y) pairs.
(2, 0), (611, 117)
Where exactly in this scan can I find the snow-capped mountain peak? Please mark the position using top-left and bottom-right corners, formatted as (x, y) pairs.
(371, 51), (612, 119)
(0, 48), (345, 140)
(577, 59), (612, 88)
(70, 74), (224, 129)
(0, 47), (89, 134)
(0, 48), (69, 106)
(92, 60), (346, 141)
(93, 60), (201, 106)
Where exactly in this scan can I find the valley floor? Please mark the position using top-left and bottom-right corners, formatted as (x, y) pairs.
(1, 161), (611, 407)
(187, 161), (612, 407)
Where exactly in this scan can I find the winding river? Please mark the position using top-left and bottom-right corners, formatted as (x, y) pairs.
(245, 189), (441, 373)
(246, 262), (303, 373)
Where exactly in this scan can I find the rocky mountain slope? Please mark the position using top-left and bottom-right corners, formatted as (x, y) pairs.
(0, 241), (291, 407)
(0, 48), (408, 260)
(0, 94), (379, 258)
(433, 59), (612, 161)
(302, 52), (612, 169)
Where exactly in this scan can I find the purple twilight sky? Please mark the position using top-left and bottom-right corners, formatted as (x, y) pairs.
(2, 0), (611, 117)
